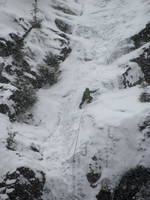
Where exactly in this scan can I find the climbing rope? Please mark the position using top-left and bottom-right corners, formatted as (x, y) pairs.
(73, 110), (84, 161)
(72, 110), (84, 200)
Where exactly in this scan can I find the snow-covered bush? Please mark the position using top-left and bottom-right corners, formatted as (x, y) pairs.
(37, 53), (61, 86)
(6, 132), (16, 151)
(38, 65), (57, 86)
(9, 79), (37, 120)
(55, 18), (72, 34)
(30, 0), (42, 29)
(9, 33), (24, 63)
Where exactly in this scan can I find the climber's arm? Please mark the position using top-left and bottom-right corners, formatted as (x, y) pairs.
(90, 89), (98, 93)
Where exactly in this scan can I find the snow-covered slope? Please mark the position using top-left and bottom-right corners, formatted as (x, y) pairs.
(0, 0), (150, 200)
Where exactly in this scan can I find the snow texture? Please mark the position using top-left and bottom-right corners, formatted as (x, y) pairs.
(0, 0), (150, 200)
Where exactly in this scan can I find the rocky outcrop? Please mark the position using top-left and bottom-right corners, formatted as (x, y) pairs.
(120, 63), (144, 88)
(96, 166), (150, 200)
(86, 171), (101, 188)
(0, 167), (45, 200)
(120, 23), (150, 88)
(86, 155), (102, 188)
(131, 47), (150, 84)
(129, 23), (150, 85)
(113, 166), (150, 200)
(131, 23), (150, 49)
(96, 188), (112, 200)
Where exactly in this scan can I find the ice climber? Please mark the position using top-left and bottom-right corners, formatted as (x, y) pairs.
(79, 88), (97, 109)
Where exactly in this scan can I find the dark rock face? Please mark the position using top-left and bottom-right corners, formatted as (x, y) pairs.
(135, 181), (150, 200)
(131, 47), (150, 84)
(131, 23), (150, 48)
(0, 167), (45, 200)
(119, 23), (150, 88)
(96, 166), (150, 200)
(96, 189), (112, 200)
(113, 166), (150, 200)
(121, 23), (150, 87)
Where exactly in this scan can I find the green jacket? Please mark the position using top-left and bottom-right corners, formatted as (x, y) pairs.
(83, 88), (97, 99)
